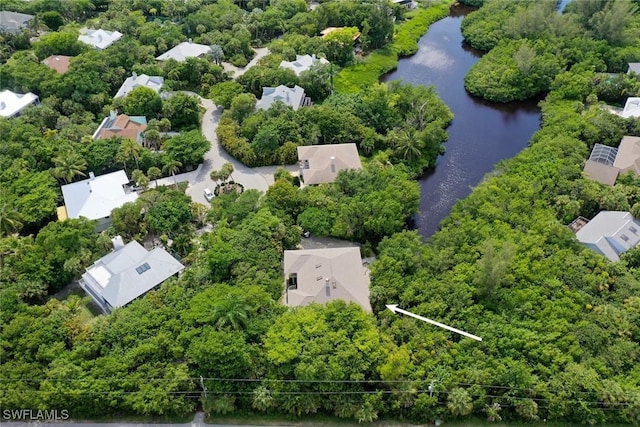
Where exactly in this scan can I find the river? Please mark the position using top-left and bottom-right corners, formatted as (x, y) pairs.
(383, 4), (542, 238)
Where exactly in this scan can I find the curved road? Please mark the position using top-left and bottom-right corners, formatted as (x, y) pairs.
(155, 47), (299, 205)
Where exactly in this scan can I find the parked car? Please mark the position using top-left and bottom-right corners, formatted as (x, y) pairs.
(204, 188), (214, 202)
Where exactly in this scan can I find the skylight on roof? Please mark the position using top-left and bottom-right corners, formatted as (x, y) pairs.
(589, 143), (619, 166)
(135, 262), (151, 274)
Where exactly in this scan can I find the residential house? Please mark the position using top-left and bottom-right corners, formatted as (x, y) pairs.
(628, 63), (640, 75)
(78, 28), (123, 50)
(256, 85), (309, 111)
(614, 135), (640, 177)
(0, 89), (39, 118)
(320, 27), (361, 40)
(80, 236), (184, 313)
(59, 170), (138, 231)
(156, 40), (211, 62)
(571, 211), (640, 261)
(283, 247), (371, 311)
(583, 137), (640, 185)
(582, 143), (619, 186)
(391, 0), (417, 9)
(93, 111), (147, 144)
(43, 55), (71, 74)
(621, 97), (640, 119)
(297, 143), (362, 185)
(279, 54), (329, 76)
(114, 72), (164, 98)
(0, 10), (33, 34)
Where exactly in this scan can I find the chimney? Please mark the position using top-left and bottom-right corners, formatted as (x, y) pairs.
(188, 38), (192, 43)
(132, 71), (137, 78)
(112, 235), (125, 251)
(89, 171), (96, 180)
(325, 278), (330, 297)
(330, 156), (336, 173)
(109, 110), (116, 120)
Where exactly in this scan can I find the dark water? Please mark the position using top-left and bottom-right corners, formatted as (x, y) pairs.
(383, 5), (542, 238)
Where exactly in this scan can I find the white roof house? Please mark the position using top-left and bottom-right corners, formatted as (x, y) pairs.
(0, 89), (38, 118)
(280, 54), (329, 76)
(575, 211), (640, 261)
(284, 247), (371, 312)
(156, 41), (211, 62)
(628, 63), (640, 74)
(80, 237), (184, 313)
(621, 97), (640, 119)
(256, 85), (306, 111)
(0, 10), (33, 34)
(60, 170), (138, 231)
(78, 28), (123, 50)
(297, 143), (362, 185)
(114, 72), (164, 98)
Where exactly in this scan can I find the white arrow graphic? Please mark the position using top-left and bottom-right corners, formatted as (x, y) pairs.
(386, 304), (482, 342)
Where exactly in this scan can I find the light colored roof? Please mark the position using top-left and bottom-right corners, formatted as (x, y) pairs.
(621, 97), (640, 119)
(284, 247), (371, 311)
(576, 211), (640, 261)
(320, 27), (360, 40)
(78, 28), (123, 50)
(628, 63), (640, 74)
(43, 55), (71, 74)
(82, 241), (184, 310)
(279, 54), (329, 76)
(256, 85), (306, 111)
(92, 112), (147, 142)
(583, 160), (619, 186)
(0, 11), (33, 33)
(613, 135), (640, 176)
(114, 72), (164, 98)
(297, 143), (362, 185)
(61, 170), (138, 221)
(156, 41), (211, 62)
(0, 89), (38, 118)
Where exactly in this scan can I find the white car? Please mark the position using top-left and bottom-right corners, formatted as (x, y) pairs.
(204, 188), (214, 202)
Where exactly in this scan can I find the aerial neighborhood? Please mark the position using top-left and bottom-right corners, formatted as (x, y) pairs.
(1, 0), (640, 425)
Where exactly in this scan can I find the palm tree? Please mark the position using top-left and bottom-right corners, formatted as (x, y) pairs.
(0, 202), (23, 236)
(220, 162), (234, 183)
(162, 157), (182, 187)
(51, 150), (87, 184)
(117, 138), (143, 171)
(147, 166), (162, 188)
(208, 44), (224, 65)
(211, 294), (250, 331)
(144, 129), (161, 150)
(447, 387), (473, 417)
(393, 129), (424, 162)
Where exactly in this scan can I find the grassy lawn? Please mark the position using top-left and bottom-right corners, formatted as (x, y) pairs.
(334, 2), (451, 93)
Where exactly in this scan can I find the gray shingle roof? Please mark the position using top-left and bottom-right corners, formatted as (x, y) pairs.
(0, 11), (33, 33)
(82, 241), (184, 312)
(256, 85), (306, 111)
(114, 73), (164, 98)
(297, 143), (362, 185)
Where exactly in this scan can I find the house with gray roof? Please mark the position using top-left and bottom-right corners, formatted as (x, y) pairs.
(78, 28), (123, 50)
(0, 89), (38, 118)
(80, 236), (184, 313)
(59, 170), (138, 231)
(621, 97), (640, 119)
(256, 85), (308, 111)
(297, 143), (362, 185)
(156, 40), (211, 62)
(284, 247), (371, 311)
(572, 211), (640, 261)
(0, 11), (33, 34)
(114, 72), (164, 98)
(280, 54), (329, 76)
(628, 63), (640, 75)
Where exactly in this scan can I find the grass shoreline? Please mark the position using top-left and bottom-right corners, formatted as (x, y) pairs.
(334, 2), (451, 93)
